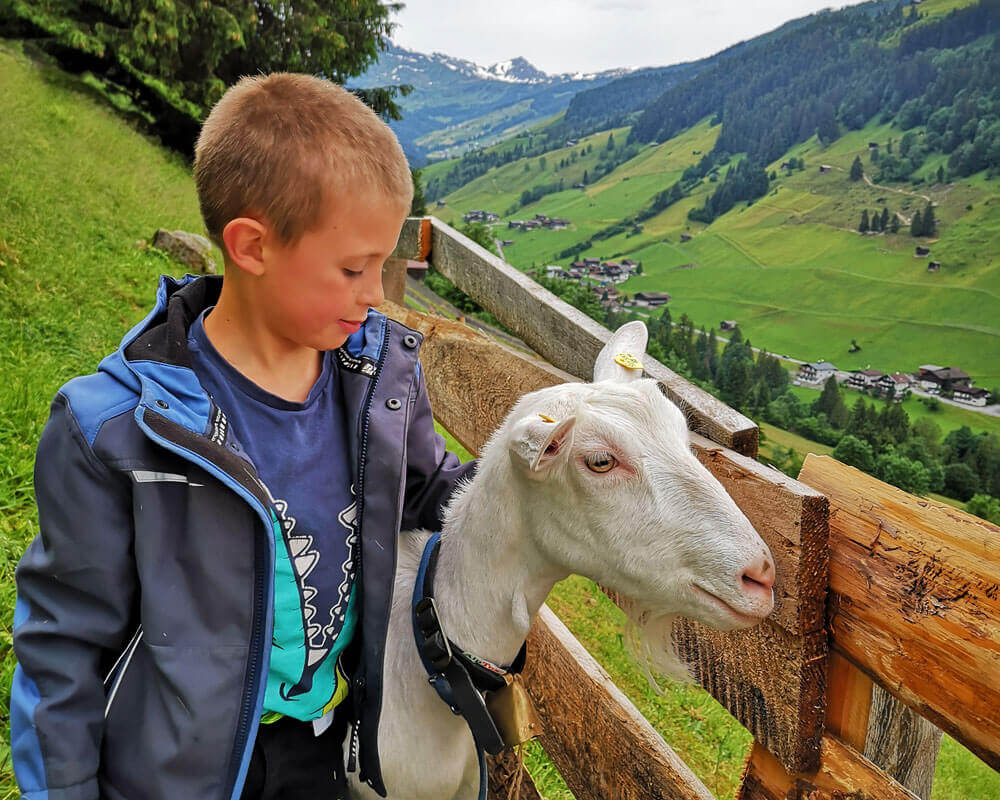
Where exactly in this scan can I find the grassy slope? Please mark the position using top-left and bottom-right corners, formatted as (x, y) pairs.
(431, 29), (1000, 386)
(441, 115), (1000, 383)
(0, 40), (214, 795)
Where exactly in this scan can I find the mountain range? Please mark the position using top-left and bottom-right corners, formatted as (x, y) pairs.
(351, 44), (669, 162)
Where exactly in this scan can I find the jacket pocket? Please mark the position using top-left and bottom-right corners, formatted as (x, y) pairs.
(104, 626), (143, 718)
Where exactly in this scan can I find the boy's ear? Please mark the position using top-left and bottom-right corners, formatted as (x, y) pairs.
(221, 217), (268, 277)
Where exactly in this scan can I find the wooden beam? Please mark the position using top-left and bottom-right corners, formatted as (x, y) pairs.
(825, 651), (873, 751)
(798, 455), (1000, 771)
(525, 606), (716, 800)
(384, 303), (829, 773)
(382, 258), (408, 306)
(394, 216), (759, 457)
(864, 684), (943, 800)
(739, 736), (922, 800)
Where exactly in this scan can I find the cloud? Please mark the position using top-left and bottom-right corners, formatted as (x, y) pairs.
(390, 0), (870, 74)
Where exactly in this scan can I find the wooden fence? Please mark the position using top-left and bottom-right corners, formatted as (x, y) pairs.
(385, 217), (1000, 800)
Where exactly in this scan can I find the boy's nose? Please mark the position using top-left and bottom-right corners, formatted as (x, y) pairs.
(363, 269), (385, 308)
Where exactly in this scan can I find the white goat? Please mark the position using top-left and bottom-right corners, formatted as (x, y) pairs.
(347, 322), (775, 800)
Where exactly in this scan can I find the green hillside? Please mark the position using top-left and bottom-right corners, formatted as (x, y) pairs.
(427, 0), (1000, 385)
(432, 117), (1000, 385)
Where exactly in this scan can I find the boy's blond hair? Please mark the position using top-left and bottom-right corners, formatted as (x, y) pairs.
(194, 73), (413, 252)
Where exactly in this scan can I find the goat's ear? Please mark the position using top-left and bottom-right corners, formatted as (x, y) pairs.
(508, 415), (577, 476)
(593, 321), (648, 384)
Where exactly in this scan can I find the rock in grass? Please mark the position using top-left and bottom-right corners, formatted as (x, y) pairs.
(152, 229), (216, 274)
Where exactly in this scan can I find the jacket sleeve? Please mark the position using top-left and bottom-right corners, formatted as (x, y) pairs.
(11, 394), (137, 800)
(400, 363), (477, 533)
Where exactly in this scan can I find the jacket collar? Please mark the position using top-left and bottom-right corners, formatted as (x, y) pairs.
(108, 273), (389, 438)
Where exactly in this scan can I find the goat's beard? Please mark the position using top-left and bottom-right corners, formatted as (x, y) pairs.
(614, 594), (692, 692)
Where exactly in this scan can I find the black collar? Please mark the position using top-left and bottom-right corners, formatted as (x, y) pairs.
(411, 533), (527, 757)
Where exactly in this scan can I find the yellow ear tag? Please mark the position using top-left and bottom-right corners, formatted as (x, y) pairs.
(614, 353), (644, 370)
(538, 414), (556, 423)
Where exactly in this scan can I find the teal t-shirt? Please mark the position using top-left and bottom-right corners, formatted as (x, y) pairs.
(188, 309), (360, 721)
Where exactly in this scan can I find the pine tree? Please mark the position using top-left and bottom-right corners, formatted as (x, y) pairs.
(937, 165), (945, 184)
(814, 376), (848, 429)
(910, 210), (923, 237)
(606, 133), (615, 151)
(871, 210), (882, 232)
(859, 209), (870, 233)
(922, 202), (936, 237)
(890, 212), (900, 234)
(879, 207), (890, 232)
(850, 155), (863, 181)
(846, 396), (872, 440)
(707, 328), (720, 380)
(582, 169), (589, 184)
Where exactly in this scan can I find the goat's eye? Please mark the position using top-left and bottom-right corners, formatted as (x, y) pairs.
(585, 452), (616, 473)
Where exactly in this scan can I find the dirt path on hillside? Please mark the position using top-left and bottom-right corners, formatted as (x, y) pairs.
(862, 171), (932, 203)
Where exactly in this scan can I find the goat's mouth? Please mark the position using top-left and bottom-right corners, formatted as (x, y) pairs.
(690, 584), (765, 627)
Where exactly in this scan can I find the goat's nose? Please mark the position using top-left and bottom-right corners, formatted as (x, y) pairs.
(740, 554), (775, 598)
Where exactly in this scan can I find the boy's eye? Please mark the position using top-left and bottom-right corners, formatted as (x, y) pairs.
(343, 268), (364, 277)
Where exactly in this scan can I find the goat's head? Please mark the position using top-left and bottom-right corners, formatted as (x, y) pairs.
(497, 321), (775, 678)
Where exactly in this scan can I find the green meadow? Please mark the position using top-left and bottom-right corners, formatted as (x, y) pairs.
(432, 108), (1000, 387)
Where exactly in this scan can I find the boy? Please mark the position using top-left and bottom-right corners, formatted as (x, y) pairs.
(11, 73), (474, 800)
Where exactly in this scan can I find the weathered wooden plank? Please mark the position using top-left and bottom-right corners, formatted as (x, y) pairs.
(391, 215), (427, 261)
(487, 750), (543, 800)
(668, 438), (829, 773)
(689, 437), (829, 638)
(799, 455), (1000, 771)
(382, 302), (574, 456)
(825, 651), (873, 751)
(526, 606), (716, 800)
(669, 617), (826, 774)
(382, 258), (409, 306)
(384, 303), (830, 773)
(864, 684), (943, 800)
(406, 216), (758, 457)
(738, 736), (921, 800)
(827, 651), (941, 800)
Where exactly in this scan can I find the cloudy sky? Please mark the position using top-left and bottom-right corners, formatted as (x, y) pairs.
(389, 0), (872, 74)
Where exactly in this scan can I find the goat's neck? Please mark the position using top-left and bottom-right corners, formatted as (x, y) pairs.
(432, 458), (566, 668)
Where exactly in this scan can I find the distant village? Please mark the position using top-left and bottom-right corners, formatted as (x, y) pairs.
(797, 362), (992, 407)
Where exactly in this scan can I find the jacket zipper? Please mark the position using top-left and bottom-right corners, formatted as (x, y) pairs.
(223, 496), (271, 799)
(134, 412), (275, 800)
(348, 321), (391, 777)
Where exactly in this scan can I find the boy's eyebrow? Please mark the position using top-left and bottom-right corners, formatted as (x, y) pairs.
(348, 250), (391, 260)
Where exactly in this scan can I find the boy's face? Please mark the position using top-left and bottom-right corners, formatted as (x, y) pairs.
(259, 194), (408, 352)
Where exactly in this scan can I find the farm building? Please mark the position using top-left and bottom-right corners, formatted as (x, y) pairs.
(819, 165), (832, 173)
(633, 292), (671, 307)
(720, 320), (738, 331)
(797, 361), (837, 385)
(952, 385), (991, 407)
(877, 373), (912, 402)
(915, 245), (930, 257)
(928, 261), (941, 272)
(846, 369), (884, 390)
(463, 210), (498, 223)
(917, 365), (972, 394)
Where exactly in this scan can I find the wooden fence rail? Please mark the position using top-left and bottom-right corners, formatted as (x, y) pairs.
(383, 217), (1000, 800)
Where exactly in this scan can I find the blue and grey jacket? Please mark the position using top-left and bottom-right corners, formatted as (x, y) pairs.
(11, 274), (474, 799)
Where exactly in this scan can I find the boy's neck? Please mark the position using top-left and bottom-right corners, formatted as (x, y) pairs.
(202, 281), (322, 404)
